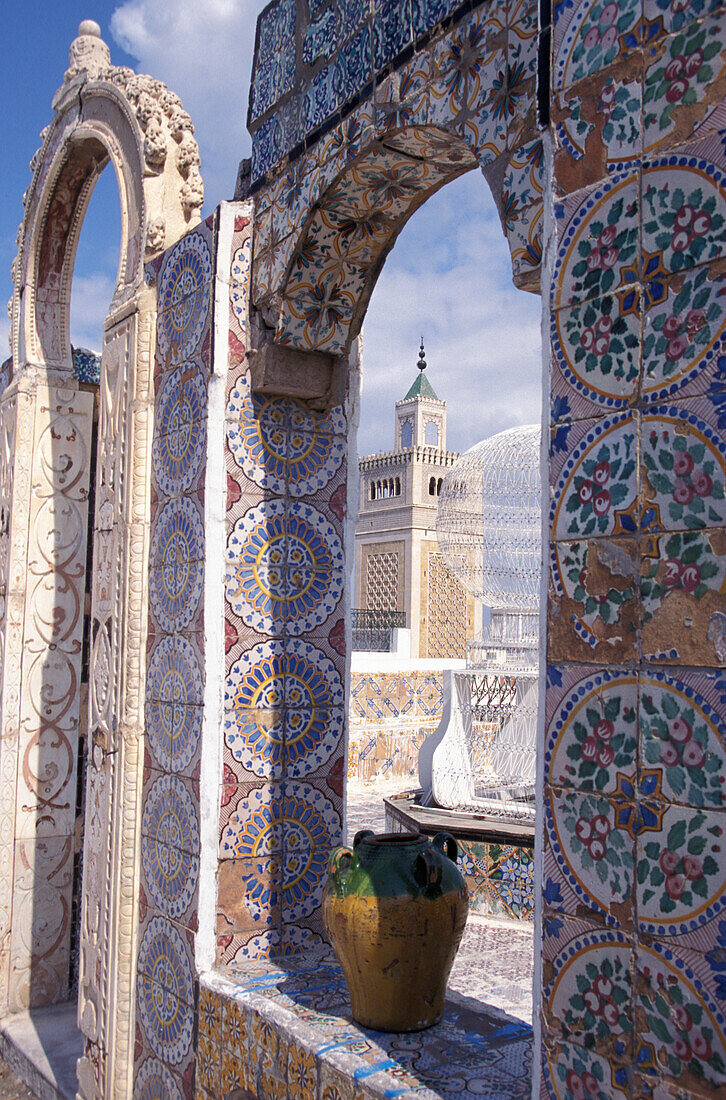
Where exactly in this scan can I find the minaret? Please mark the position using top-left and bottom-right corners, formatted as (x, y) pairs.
(395, 338), (447, 451)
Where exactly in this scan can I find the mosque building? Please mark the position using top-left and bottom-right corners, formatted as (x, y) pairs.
(354, 341), (476, 658)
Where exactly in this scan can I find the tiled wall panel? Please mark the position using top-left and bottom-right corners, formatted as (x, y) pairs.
(544, 1), (726, 1095)
(134, 214), (216, 1099)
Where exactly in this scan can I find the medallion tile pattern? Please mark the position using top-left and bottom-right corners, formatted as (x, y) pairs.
(137, 219), (215, 1099)
(546, 0), (726, 1088)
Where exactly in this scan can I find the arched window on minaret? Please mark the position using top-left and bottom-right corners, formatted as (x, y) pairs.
(429, 476), (436, 495)
(425, 421), (439, 445)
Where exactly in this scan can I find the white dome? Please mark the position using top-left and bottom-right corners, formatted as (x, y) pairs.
(436, 425), (541, 609)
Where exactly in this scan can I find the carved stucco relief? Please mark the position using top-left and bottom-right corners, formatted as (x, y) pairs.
(1, 21), (201, 1100)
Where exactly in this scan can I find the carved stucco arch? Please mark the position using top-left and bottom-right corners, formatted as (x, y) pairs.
(1, 24), (204, 1100)
(11, 26), (203, 371)
(249, 1), (542, 357)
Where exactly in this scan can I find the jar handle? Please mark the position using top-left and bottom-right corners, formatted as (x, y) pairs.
(414, 849), (443, 890)
(328, 845), (359, 882)
(353, 829), (374, 848)
(432, 831), (458, 863)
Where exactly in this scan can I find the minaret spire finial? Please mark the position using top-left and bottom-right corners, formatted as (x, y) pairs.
(417, 337), (427, 373)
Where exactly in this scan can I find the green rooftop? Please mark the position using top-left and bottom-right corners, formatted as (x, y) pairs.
(404, 372), (438, 400)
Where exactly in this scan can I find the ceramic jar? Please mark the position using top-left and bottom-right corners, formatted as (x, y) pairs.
(322, 829), (468, 1031)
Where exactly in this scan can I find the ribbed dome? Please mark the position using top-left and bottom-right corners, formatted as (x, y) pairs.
(436, 425), (541, 609)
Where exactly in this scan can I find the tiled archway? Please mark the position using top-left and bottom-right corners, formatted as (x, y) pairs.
(248, 0), (543, 356)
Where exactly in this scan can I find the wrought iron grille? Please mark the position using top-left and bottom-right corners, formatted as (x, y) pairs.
(352, 609), (406, 652)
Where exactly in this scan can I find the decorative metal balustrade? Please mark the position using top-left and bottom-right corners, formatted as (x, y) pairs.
(351, 609), (406, 652)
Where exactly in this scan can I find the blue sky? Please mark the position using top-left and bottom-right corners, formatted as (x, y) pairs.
(1, 1), (542, 457)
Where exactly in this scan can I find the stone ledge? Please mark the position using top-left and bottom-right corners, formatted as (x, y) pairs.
(196, 941), (533, 1099)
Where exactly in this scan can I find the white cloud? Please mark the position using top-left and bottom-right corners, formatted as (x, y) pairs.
(110, 0), (256, 206)
(70, 273), (117, 353)
(107, 4), (543, 457)
(359, 172), (543, 458)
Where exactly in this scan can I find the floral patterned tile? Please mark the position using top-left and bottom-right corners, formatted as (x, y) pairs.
(641, 155), (726, 278)
(549, 538), (640, 663)
(546, 786), (636, 929)
(552, 169), (639, 311)
(635, 939), (726, 1091)
(545, 666), (638, 794)
(542, 1036), (631, 1099)
(544, 927), (634, 1058)
(641, 527), (726, 665)
(636, 802), (726, 950)
(552, 57), (643, 194)
(640, 667), (726, 811)
(641, 261), (726, 403)
(551, 290), (641, 423)
(552, 0), (643, 92)
(643, 10), (726, 157)
(643, 0), (725, 38)
(550, 412), (639, 540)
(641, 403), (726, 532)
(505, 193), (543, 286)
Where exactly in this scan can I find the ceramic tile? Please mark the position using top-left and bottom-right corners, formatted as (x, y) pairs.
(635, 800), (726, 948)
(643, 11), (726, 157)
(551, 291), (641, 421)
(506, 193), (544, 284)
(552, 171), (640, 311)
(641, 262), (726, 403)
(543, 1037), (631, 1100)
(373, 0), (413, 73)
(639, 667), (726, 811)
(548, 538), (640, 663)
(226, 371), (347, 499)
(410, 0), (460, 36)
(137, 913), (195, 1013)
(219, 780), (286, 860)
(635, 940), (726, 1091)
(226, 496), (345, 639)
(550, 413), (639, 540)
(552, 0), (642, 93)
(641, 527), (726, 664)
(156, 232), (214, 370)
(217, 855), (283, 932)
(545, 667), (638, 794)
(545, 786), (636, 928)
(554, 59), (643, 198)
(544, 928), (634, 1058)
(223, 636), (344, 781)
(641, 403), (726, 531)
(141, 824), (199, 929)
(642, 156), (726, 278)
(134, 1054), (187, 1100)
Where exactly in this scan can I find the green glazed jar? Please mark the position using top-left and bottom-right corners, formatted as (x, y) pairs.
(322, 830), (468, 1032)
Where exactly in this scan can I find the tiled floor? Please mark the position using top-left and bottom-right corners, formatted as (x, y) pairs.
(346, 777), (408, 842)
(222, 942), (534, 1099)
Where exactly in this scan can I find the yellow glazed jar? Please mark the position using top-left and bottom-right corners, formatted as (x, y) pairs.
(322, 830), (469, 1031)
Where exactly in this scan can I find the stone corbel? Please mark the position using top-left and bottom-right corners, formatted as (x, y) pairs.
(248, 343), (343, 411)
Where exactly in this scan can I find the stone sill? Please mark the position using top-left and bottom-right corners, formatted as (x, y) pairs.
(197, 942), (533, 1099)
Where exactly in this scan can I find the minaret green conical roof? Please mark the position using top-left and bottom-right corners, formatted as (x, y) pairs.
(403, 338), (438, 400)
